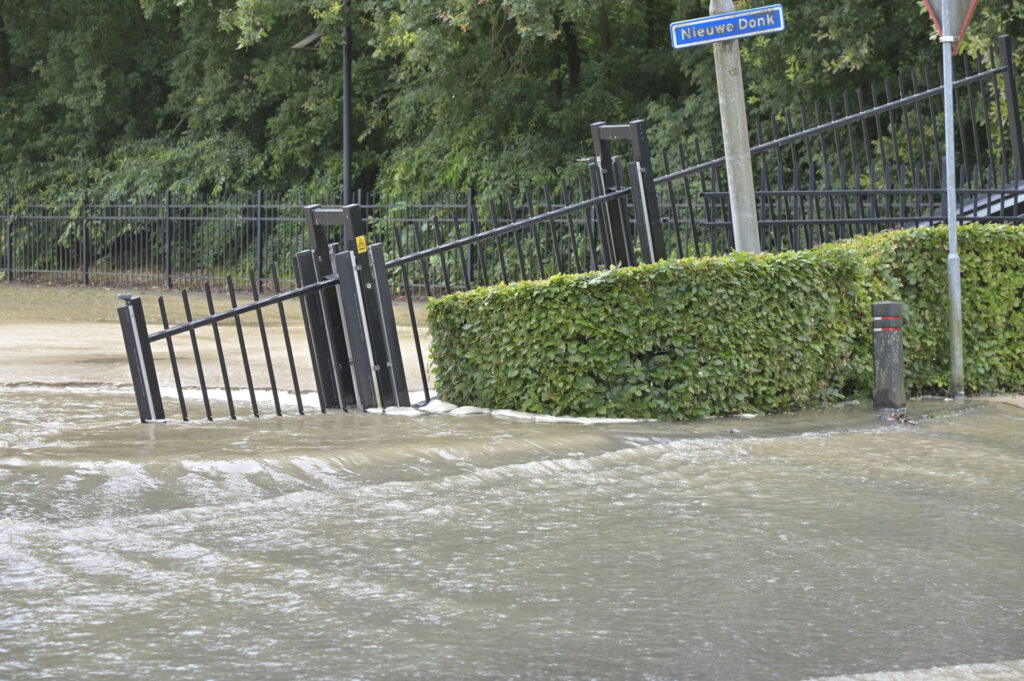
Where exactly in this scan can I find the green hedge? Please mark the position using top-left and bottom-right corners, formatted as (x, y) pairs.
(822, 223), (1024, 395)
(427, 223), (1024, 419)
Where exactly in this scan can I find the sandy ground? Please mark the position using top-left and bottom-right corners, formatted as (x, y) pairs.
(0, 283), (433, 393)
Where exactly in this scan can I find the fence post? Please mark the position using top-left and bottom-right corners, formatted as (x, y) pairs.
(256, 189), (264, 294)
(999, 35), (1024, 182)
(332, 247), (378, 410)
(591, 122), (636, 266)
(81, 200), (89, 286)
(295, 248), (344, 410)
(588, 162), (615, 268)
(338, 204), (408, 409)
(368, 242), (410, 407)
(117, 294), (165, 422)
(3, 196), (11, 283)
(466, 188), (475, 286)
(165, 191), (172, 289)
(626, 161), (663, 265)
(627, 120), (666, 262)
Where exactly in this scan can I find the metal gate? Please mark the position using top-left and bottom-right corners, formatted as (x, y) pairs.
(118, 204), (409, 422)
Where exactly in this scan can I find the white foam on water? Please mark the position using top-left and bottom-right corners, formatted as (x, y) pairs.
(383, 406), (426, 417)
(175, 386), (316, 412)
(805, 659), (1024, 681)
(419, 399), (457, 413)
(181, 458), (264, 475)
(448, 405), (490, 416)
(163, 382), (657, 426)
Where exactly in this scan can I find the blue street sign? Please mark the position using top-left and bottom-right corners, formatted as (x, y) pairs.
(670, 4), (785, 49)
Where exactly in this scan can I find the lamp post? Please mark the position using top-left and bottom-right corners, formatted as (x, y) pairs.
(292, 23), (353, 205)
(940, 0), (965, 401)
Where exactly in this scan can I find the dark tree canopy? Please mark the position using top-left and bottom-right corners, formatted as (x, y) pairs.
(1, 0), (1020, 201)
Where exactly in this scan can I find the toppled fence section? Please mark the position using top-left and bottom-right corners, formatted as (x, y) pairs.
(118, 205), (410, 422)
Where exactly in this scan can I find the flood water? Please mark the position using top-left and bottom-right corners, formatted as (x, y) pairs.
(2, 378), (1023, 680)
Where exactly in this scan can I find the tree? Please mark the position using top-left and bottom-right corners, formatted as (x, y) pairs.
(1, 0), (1022, 200)
(1, 0), (177, 197)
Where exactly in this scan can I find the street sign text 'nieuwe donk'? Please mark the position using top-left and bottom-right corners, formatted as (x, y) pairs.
(670, 4), (785, 50)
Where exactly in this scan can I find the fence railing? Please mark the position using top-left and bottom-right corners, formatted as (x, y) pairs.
(3, 36), (1023, 295)
(652, 33), (1024, 255)
(0, 189), (474, 291)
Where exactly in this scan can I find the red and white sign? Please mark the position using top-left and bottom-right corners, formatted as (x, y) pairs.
(921, 0), (979, 54)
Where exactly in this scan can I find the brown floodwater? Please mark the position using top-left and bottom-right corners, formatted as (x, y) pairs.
(1, 284), (1023, 680)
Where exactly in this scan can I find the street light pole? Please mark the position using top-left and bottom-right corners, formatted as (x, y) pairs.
(941, 0), (965, 400)
(293, 20), (353, 206)
(342, 18), (352, 205)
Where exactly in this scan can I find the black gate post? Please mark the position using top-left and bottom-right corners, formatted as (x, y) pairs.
(368, 241), (411, 407)
(587, 162), (616, 268)
(304, 203), (411, 410)
(336, 204), (409, 408)
(303, 204), (357, 407)
(591, 119), (667, 265)
(626, 119), (667, 263)
(295, 248), (343, 410)
(331, 246), (377, 409)
(117, 294), (165, 422)
(627, 161), (664, 265)
(591, 122), (634, 266)
(999, 35), (1024, 182)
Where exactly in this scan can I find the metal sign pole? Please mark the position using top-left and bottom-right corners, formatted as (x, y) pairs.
(941, 0), (965, 400)
(709, 0), (761, 253)
(670, 3), (783, 254)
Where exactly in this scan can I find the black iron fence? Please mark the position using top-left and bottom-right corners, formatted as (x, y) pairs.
(0, 190), (473, 291)
(3, 36), (1023, 295)
(654, 33), (1024, 255)
(103, 34), (1024, 422)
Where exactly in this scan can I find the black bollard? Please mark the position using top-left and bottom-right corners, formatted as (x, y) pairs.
(872, 301), (906, 412)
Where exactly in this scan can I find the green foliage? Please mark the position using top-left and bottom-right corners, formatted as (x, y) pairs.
(427, 224), (1024, 420)
(2, 1), (1024, 201)
(825, 224), (1024, 395)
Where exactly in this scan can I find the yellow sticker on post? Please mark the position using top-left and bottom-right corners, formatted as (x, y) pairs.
(355, 235), (367, 253)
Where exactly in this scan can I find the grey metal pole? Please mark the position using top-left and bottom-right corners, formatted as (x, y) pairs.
(709, 0), (760, 253)
(941, 0), (965, 400)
